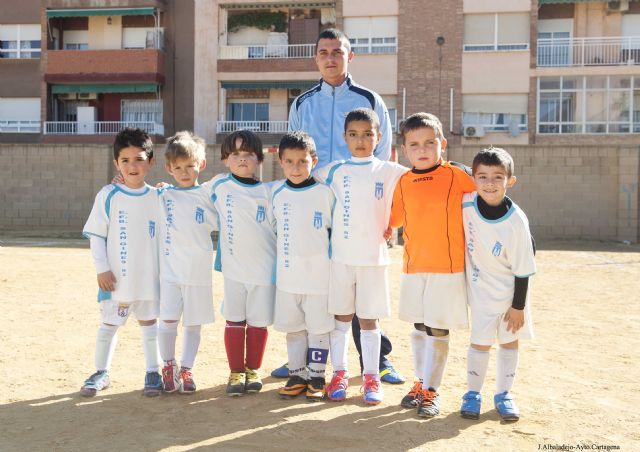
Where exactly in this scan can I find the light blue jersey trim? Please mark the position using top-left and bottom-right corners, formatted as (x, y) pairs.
(97, 288), (112, 302)
(473, 194), (516, 224)
(210, 175), (232, 203)
(328, 196), (337, 259)
(325, 161), (346, 185)
(214, 216), (222, 272)
(271, 183), (287, 202)
(82, 231), (107, 240)
(172, 185), (201, 191)
(462, 201), (474, 209)
(345, 159), (373, 166)
(104, 184), (151, 220)
(284, 182), (318, 192)
(230, 176), (263, 188)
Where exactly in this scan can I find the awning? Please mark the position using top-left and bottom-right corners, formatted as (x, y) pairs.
(220, 2), (333, 9)
(46, 8), (156, 18)
(221, 81), (317, 90)
(52, 84), (158, 94)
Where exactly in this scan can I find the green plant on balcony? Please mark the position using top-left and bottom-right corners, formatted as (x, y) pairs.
(228, 12), (288, 33)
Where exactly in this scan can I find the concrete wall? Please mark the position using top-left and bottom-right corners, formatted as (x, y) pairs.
(1, 143), (638, 242)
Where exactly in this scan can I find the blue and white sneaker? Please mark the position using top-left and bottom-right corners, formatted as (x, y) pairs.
(460, 391), (482, 419)
(271, 363), (289, 379)
(144, 371), (163, 397)
(494, 391), (520, 421)
(80, 370), (110, 397)
(361, 374), (384, 405)
(379, 365), (405, 384)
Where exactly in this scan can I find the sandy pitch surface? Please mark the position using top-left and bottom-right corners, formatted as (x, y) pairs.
(1, 239), (639, 451)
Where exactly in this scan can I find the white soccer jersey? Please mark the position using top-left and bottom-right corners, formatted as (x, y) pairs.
(463, 192), (536, 314)
(210, 173), (276, 286)
(315, 155), (407, 266)
(83, 184), (160, 302)
(271, 180), (334, 294)
(158, 184), (218, 286)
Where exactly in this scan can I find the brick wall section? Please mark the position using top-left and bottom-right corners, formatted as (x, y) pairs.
(0, 144), (637, 243)
(397, 0), (463, 144)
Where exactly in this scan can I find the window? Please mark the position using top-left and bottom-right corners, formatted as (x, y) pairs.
(226, 102), (269, 131)
(0, 25), (41, 58)
(388, 108), (397, 132)
(62, 30), (88, 51)
(344, 17), (397, 54)
(121, 100), (163, 124)
(462, 94), (528, 133)
(538, 76), (640, 134)
(464, 13), (529, 52)
(0, 98), (40, 133)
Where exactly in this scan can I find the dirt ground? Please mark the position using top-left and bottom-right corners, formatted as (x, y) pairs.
(1, 238), (639, 451)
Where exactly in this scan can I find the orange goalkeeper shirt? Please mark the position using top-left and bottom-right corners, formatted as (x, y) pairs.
(390, 161), (475, 274)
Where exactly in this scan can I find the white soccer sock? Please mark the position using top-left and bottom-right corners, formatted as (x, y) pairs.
(329, 320), (351, 373)
(496, 347), (519, 394)
(360, 328), (381, 378)
(158, 321), (178, 364)
(140, 323), (161, 373)
(410, 329), (427, 381)
(181, 325), (201, 370)
(422, 335), (450, 391)
(286, 330), (308, 379)
(95, 324), (119, 371)
(467, 347), (490, 393)
(308, 332), (330, 379)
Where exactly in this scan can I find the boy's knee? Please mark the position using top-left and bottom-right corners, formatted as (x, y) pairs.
(471, 343), (491, 351)
(499, 340), (518, 350)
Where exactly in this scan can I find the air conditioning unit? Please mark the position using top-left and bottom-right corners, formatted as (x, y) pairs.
(607, 0), (629, 12)
(78, 93), (97, 100)
(58, 93), (77, 100)
(463, 125), (485, 137)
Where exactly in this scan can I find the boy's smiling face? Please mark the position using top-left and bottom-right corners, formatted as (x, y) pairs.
(114, 146), (153, 189)
(166, 156), (205, 188)
(344, 120), (381, 158)
(473, 163), (516, 206)
(279, 148), (316, 184)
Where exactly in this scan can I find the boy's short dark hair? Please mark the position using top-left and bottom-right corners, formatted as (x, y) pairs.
(165, 130), (206, 165)
(113, 128), (153, 160)
(221, 130), (264, 163)
(344, 107), (380, 132)
(316, 28), (351, 53)
(472, 146), (515, 177)
(278, 131), (317, 160)
(399, 112), (444, 142)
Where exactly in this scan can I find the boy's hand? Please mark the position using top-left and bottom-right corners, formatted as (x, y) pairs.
(503, 307), (524, 333)
(383, 227), (392, 240)
(97, 271), (116, 292)
(156, 182), (170, 188)
(111, 173), (124, 185)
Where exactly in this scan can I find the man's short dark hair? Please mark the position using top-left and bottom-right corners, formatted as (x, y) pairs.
(221, 129), (264, 162)
(344, 107), (380, 132)
(316, 28), (351, 53)
(278, 131), (317, 160)
(113, 128), (153, 160)
(472, 146), (515, 177)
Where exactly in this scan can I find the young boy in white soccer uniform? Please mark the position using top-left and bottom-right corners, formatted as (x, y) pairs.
(271, 132), (335, 401)
(81, 128), (162, 397)
(210, 130), (276, 396)
(460, 147), (536, 421)
(315, 108), (408, 405)
(157, 131), (218, 394)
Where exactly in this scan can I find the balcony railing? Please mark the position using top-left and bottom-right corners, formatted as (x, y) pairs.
(0, 121), (40, 133)
(537, 36), (640, 67)
(218, 44), (315, 60)
(216, 121), (289, 133)
(44, 121), (164, 135)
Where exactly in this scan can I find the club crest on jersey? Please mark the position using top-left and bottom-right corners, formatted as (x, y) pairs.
(256, 205), (266, 223)
(492, 241), (503, 256)
(313, 211), (323, 229)
(117, 304), (130, 318)
(374, 182), (384, 200)
(148, 221), (156, 238)
(195, 207), (205, 224)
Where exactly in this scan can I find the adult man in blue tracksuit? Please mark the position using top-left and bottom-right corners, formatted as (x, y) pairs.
(271, 28), (403, 385)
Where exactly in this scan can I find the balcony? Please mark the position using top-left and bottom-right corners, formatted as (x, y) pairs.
(44, 121), (164, 136)
(219, 43), (315, 60)
(537, 36), (640, 67)
(0, 121), (40, 133)
(216, 121), (289, 145)
(44, 49), (165, 84)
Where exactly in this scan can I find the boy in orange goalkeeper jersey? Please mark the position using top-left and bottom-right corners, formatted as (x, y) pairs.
(389, 112), (475, 418)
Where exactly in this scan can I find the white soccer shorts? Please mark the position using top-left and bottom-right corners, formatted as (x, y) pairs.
(222, 277), (275, 327)
(160, 280), (214, 326)
(469, 303), (534, 346)
(100, 298), (159, 326)
(274, 289), (335, 334)
(328, 261), (390, 319)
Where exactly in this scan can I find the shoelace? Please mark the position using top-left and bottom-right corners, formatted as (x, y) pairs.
(361, 377), (380, 394)
(180, 369), (193, 382)
(408, 381), (422, 396)
(329, 372), (347, 390)
(419, 389), (436, 405)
